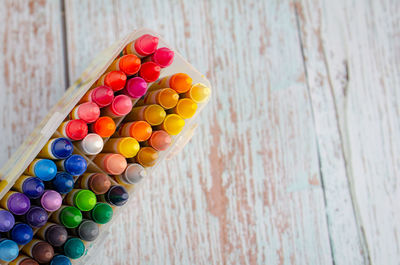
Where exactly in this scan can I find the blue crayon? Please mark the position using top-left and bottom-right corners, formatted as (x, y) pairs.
(10, 223), (33, 245)
(13, 175), (45, 199)
(0, 238), (19, 261)
(50, 255), (72, 265)
(39, 138), (74, 159)
(52, 172), (75, 194)
(56, 155), (87, 176)
(25, 159), (57, 181)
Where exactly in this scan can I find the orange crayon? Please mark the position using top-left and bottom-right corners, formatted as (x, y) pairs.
(108, 54), (141, 76)
(103, 137), (140, 158)
(150, 73), (192, 93)
(143, 88), (179, 109)
(125, 105), (166, 126)
(171, 98), (198, 119)
(158, 114), (185, 135)
(134, 147), (158, 167)
(116, 121), (152, 142)
(96, 71), (127, 92)
(91, 117), (116, 138)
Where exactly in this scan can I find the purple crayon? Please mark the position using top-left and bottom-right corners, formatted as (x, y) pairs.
(0, 191), (30, 215)
(25, 206), (48, 228)
(40, 190), (62, 212)
(0, 208), (15, 232)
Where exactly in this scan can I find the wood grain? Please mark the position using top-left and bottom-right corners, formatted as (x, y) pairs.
(0, 0), (66, 167)
(65, 1), (334, 264)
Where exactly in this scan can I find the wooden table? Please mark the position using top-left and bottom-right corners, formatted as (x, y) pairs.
(0, 1), (398, 264)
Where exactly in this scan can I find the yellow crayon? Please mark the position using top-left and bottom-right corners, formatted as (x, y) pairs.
(157, 114), (185, 135)
(124, 104), (166, 126)
(103, 137), (140, 158)
(171, 98), (198, 119)
(184, 83), (211, 103)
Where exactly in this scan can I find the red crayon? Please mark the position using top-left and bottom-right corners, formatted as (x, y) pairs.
(102, 95), (133, 118)
(108, 54), (141, 76)
(123, 34), (159, 58)
(80, 86), (114, 108)
(139, 62), (161, 83)
(70, 102), (100, 123)
(58, 120), (88, 141)
(96, 71), (127, 92)
(148, 47), (174, 68)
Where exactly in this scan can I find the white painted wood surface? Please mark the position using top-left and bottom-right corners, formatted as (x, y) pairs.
(0, 0), (398, 264)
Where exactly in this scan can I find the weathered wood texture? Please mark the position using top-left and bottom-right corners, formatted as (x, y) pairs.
(0, 0), (66, 166)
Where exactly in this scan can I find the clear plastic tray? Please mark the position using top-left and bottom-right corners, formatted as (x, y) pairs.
(0, 28), (211, 264)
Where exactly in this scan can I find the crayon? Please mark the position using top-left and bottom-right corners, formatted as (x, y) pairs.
(78, 173), (111, 195)
(115, 163), (147, 185)
(122, 77), (148, 99)
(38, 138), (73, 160)
(151, 73), (192, 93)
(142, 88), (179, 109)
(76, 133), (104, 155)
(146, 130), (172, 151)
(51, 172), (74, 194)
(40, 190), (62, 212)
(91, 116), (116, 138)
(51, 206), (82, 229)
(171, 98), (198, 119)
(0, 208), (15, 232)
(8, 255), (39, 265)
(37, 223), (68, 247)
(139, 62), (161, 83)
(63, 238), (85, 259)
(10, 223), (33, 245)
(96, 70), (127, 92)
(103, 137), (140, 158)
(70, 102), (100, 123)
(159, 114), (185, 135)
(56, 154), (87, 176)
(99, 185), (129, 206)
(125, 104), (166, 126)
(108, 54), (141, 76)
(65, 189), (97, 211)
(147, 47), (174, 68)
(123, 34), (159, 57)
(0, 191), (30, 215)
(25, 206), (48, 228)
(50, 255), (71, 265)
(135, 147), (158, 167)
(93, 153), (127, 175)
(58, 120), (88, 141)
(80, 86), (114, 107)
(116, 121), (152, 142)
(73, 220), (99, 242)
(0, 238), (19, 262)
(184, 83), (211, 103)
(22, 239), (54, 263)
(13, 175), (44, 199)
(102, 95), (133, 118)
(84, 203), (113, 224)
(25, 159), (57, 181)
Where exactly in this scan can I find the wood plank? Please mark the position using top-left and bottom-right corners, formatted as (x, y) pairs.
(0, 0), (66, 167)
(296, 0), (400, 264)
(65, 0), (334, 264)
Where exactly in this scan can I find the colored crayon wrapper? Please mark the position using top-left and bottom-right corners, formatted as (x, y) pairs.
(36, 222), (68, 247)
(25, 159), (42, 177)
(0, 191), (22, 212)
(150, 73), (192, 93)
(8, 255), (37, 265)
(58, 120), (88, 141)
(64, 189), (82, 207)
(36, 222), (56, 240)
(78, 173), (97, 190)
(50, 205), (68, 224)
(13, 175), (33, 193)
(38, 138), (69, 159)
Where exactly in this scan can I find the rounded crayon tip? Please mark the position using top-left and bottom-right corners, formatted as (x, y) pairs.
(152, 47), (174, 68)
(0, 210), (15, 232)
(170, 73), (192, 93)
(88, 173), (111, 195)
(135, 34), (159, 56)
(64, 155), (87, 176)
(144, 104), (166, 126)
(22, 177), (45, 199)
(110, 95), (133, 116)
(76, 102), (100, 123)
(139, 62), (161, 82)
(189, 83), (211, 103)
(26, 206), (48, 227)
(136, 147), (158, 167)
(65, 119), (88, 141)
(60, 206), (82, 228)
(104, 71), (127, 92)
(50, 255), (71, 265)
(8, 193), (30, 215)
(157, 88), (179, 109)
(129, 121), (152, 142)
(91, 86), (114, 107)
(51, 138), (73, 159)
(52, 172), (74, 194)
(93, 117), (116, 138)
(19, 257), (39, 265)
(103, 154), (127, 175)
(175, 98), (198, 119)
(0, 239), (19, 261)
(32, 241), (54, 263)
(11, 223), (33, 245)
(105, 185), (129, 206)
(91, 203), (113, 224)
(74, 190), (97, 211)
(41, 190), (62, 212)
(118, 137), (140, 158)
(63, 238), (85, 259)
(34, 159), (57, 181)
(122, 163), (147, 184)
(77, 220), (99, 241)
(125, 77), (148, 98)
(163, 114), (185, 135)
(46, 225), (68, 247)
(149, 130), (172, 151)
(80, 133), (104, 155)
(119, 54), (141, 75)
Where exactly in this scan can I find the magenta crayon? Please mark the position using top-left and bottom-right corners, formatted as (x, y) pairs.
(37, 223), (68, 247)
(38, 138), (73, 160)
(22, 239), (54, 264)
(99, 185), (129, 206)
(102, 95), (133, 118)
(0, 191), (30, 215)
(76, 133), (104, 155)
(70, 102), (100, 123)
(24, 206), (48, 228)
(13, 175), (45, 199)
(146, 47), (174, 68)
(0, 208), (15, 232)
(123, 34), (159, 57)
(115, 163), (147, 185)
(58, 120), (88, 141)
(96, 71), (127, 92)
(77, 173), (111, 195)
(80, 85), (114, 108)
(55, 154), (87, 176)
(122, 77), (148, 99)
(40, 190), (62, 212)
(25, 159), (57, 181)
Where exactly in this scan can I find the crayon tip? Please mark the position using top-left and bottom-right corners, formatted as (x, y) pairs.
(163, 114), (185, 135)
(152, 47), (174, 68)
(104, 71), (127, 92)
(119, 54), (141, 76)
(93, 117), (116, 138)
(110, 95), (133, 116)
(0, 239), (19, 261)
(91, 86), (114, 107)
(135, 34), (159, 56)
(145, 105), (166, 126)
(65, 119), (88, 141)
(170, 73), (192, 93)
(139, 62), (161, 83)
